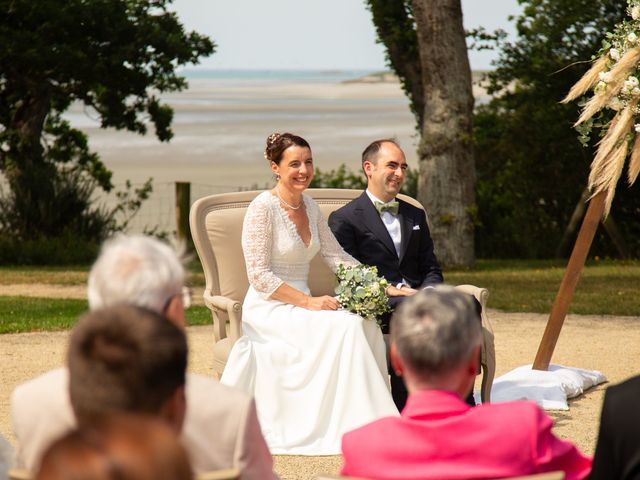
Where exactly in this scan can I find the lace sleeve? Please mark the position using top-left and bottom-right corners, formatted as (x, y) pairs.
(241, 196), (284, 297)
(313, 201), (360, 272)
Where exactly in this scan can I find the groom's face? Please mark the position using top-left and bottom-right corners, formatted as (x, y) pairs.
(365, 142), (407, 202)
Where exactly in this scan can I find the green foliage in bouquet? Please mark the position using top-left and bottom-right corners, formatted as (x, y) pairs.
(335, 264), (391, 322)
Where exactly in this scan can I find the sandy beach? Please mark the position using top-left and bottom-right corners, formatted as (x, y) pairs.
(62, 70), (489, 233)
(68, 75), (418, 232)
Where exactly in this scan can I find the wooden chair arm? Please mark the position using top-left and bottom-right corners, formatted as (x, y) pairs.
(203, 292), (242, 343)
(454, 284), (495, 403)
(196, 468), (241, 480)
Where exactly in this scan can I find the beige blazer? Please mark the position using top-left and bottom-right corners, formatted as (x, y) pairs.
(11, 368), (276, 478)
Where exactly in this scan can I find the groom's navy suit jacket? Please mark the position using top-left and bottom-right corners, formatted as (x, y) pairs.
(328, 192), (443, 330)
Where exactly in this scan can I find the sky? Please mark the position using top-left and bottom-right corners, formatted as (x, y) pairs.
(170, 0), (522, 71)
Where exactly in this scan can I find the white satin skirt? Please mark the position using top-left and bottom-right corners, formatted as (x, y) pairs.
(220, 282), (398, 455)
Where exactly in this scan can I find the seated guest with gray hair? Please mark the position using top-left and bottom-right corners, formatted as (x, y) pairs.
(11, 235), (275, 478)
(341, 286), (592, 480)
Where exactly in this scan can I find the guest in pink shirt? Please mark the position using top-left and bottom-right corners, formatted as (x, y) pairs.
(341, 286), (592, 480)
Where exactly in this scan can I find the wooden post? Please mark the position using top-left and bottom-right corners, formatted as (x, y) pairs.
(532, 190), (607, 371)
(175, 182), (193, 251)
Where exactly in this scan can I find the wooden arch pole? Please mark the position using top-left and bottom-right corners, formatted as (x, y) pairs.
(532, 190), (607, 371)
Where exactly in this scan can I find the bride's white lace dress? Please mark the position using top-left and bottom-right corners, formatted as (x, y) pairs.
(220, 191), (397, 455)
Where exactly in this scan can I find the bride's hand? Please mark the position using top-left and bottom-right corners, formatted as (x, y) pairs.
(305, 295), (340, 311)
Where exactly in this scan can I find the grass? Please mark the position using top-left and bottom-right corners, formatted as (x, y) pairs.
(0, 265), (206, 287)
(1, 259), (639, 333)
(447, 259), (640, 316)
(0, 297), (213, 334)
(0, 266), (89, 285)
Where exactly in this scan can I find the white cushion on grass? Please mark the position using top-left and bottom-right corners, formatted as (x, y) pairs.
(475, 364), (606, 410)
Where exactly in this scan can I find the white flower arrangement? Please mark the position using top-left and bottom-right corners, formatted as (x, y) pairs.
(334, 264), (390, 323)
(562, 0), (640, 215)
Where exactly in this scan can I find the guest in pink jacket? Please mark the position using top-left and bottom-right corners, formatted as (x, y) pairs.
(341, 286), (592, 480)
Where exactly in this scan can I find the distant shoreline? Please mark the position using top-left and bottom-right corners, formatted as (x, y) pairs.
(179, 68), (493, 85)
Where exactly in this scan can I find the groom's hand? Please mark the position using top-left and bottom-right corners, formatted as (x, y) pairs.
(385, 285), (417, 297)
(305, 295), (340, 311)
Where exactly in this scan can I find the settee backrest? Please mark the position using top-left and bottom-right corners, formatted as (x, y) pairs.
(189, 188), (422, 303)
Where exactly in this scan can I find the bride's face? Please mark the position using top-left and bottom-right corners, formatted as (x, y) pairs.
(272, 146), (314, 194)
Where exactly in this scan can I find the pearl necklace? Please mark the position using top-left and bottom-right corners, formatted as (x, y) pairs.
(275, 186), (303, 210)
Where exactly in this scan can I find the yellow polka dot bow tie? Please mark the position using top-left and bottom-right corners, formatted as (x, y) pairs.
(374, 200), (399, 215)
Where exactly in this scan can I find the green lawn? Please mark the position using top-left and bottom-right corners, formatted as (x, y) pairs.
(0, 297), (213, 334)
(0, 259), (639, 333)
(447, 259), (640, 316)
(0, 265), (205, 287)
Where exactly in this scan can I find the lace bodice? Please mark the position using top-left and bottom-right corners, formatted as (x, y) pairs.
(242, 191), (358, 297)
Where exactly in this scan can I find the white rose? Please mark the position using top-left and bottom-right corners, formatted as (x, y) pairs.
(633, 87), (640, 96)
(599, 71), (612, 82)
(610, 48), (621, 61)
(629, 76), (639, 87)
(595, 81), (608, 95)
(629, 33), (639, 44)
(609, 97), (624, 110)
(634, 123), (640, 133)
(632, 6), (640, 20)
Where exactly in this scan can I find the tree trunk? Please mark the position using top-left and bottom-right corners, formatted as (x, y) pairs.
(601, 216), (631, 259)
(3, 90), (55, 237)
(556, 188), (590, 258)
(365, 0), (425, 129)
(412, 0), (475, 267)
(556, 187), (631, 259)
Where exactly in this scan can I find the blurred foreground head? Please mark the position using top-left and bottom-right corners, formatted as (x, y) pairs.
(36, 414), (192, 480)
(88, 234), (187, 328)
(68, 306), (187, 432)
(391, 286), (482, 390)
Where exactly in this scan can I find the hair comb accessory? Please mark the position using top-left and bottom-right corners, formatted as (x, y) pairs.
(267, 132), (281, 146)
(264, 132), (282, 161)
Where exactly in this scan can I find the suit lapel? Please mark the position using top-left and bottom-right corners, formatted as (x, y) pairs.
(398, 201), (414, 262)
(354, 192), (397, 257)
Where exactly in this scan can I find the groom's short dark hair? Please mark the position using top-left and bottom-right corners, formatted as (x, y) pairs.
(361, 138), (402, 172)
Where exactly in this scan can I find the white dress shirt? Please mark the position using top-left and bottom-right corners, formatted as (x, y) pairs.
(366, 190), (401, 257)
(366, 190), (412, 289)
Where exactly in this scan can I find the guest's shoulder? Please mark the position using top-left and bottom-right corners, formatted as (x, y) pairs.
(343, 416), (398, 446)
(186, 373), (252, 410)
(477, 400), (547, 426)
(604, 374), (640, 405)
(12, 367), (67, 401)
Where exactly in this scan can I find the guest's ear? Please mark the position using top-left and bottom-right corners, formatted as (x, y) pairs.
(164, 295), (186, 331)
(390, 342), (403, 376)
(160, 386), (186, 433)
(467, 345), (481, 377)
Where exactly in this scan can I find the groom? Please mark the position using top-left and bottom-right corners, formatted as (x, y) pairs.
(328, 139), (443, 410)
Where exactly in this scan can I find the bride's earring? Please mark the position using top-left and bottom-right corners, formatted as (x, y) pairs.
(275, 173), (281, 181)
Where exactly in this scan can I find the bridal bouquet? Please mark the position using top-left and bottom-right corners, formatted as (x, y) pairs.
(335, 264), (391, 322)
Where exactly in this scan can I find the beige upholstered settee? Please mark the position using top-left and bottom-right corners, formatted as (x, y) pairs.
(189, 189), (495, 403)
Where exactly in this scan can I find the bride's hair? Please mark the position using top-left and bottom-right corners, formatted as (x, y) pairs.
(264, 132), (310, 165)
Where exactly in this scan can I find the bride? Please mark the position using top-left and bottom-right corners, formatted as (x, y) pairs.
(220, 133), (409, 455)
